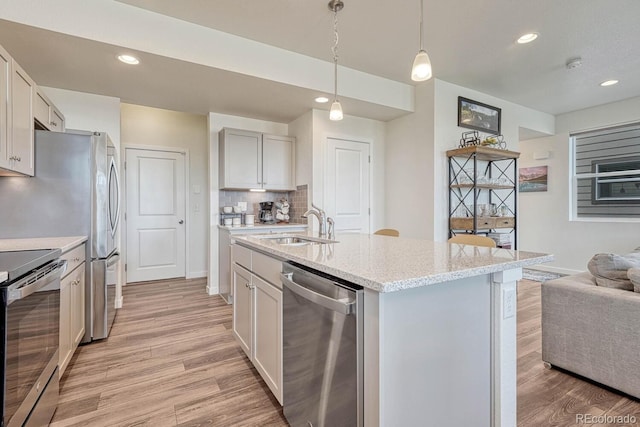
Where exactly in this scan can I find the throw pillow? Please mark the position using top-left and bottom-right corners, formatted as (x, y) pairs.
(629, 268), (640, 293)
(587, 253), (640, 291)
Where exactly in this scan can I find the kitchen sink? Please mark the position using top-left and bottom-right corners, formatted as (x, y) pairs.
(256, 235), (337, 246)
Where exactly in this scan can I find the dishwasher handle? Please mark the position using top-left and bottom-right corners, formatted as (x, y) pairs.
(281, 272), (355, 315)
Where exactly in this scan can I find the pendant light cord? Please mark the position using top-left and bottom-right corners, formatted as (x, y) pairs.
(419, 0), (424, 51)
(332, 7), (339, 101)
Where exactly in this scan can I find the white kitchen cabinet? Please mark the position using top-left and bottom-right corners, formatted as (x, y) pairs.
(219, 128), (295, 191)
(59, 243), (86, 377)
(8, 59), (35, 176)
(221, 225), (306, 303)
(34, 87), (66, 132)
(232, 263), (253, 357)
(231, 245), (284, 404)
(252, 274), (283, 403)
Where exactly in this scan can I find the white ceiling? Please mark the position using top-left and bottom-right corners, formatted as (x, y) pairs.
(1, 0), (639, 122)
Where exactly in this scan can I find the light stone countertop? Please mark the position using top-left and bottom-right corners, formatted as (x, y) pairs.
(0, 236), (88, 253)
(218, 223), (307, 232)
(233, 231), (554, 293)
(0, 271), (7, 283)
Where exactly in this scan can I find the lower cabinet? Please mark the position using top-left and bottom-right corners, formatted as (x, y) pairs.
(59, 243), (86, 377)
(232, 254), (283, 404)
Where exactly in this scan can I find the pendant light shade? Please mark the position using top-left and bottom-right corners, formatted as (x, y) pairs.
(411, 0), (432, 82)
(329, 101), (343, 121)
(411, 50), (432, 81)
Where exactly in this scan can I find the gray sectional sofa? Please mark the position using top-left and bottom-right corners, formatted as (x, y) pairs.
(541, 271), (640, 399)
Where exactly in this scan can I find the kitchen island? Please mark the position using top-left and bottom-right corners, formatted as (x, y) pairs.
(233, 232), (552, 427)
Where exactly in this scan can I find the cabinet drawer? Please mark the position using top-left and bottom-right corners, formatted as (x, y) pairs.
(494, 217), (515, 228)
(252, 251), (283, 289)
(232, 244), (252, 270)
(61, 243), (86, 278)
(450, 217), (496, 230)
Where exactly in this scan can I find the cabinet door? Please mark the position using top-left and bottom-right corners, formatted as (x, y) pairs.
(262, 134), (294, 191)
(252, 274), (283, 404)
(0, 45), (10, 171)
(34, 88), (52, 130)
(59, 274), (72, 377)
(232, 264), (253, 358)
(71, 264), (86, 347)
(51, 106), (65, 132)
(220, 128), (262, 189)
(10, 59), (35, 176)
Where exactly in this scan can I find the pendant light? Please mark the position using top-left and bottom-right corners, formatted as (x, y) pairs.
(329, 0), (344, 121)
(411, 0), (432, 81)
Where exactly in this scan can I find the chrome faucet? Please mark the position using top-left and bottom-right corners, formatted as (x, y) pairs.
(302, 203), (333, 238)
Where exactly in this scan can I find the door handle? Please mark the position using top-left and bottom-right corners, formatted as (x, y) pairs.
(179, 220), (184, 224)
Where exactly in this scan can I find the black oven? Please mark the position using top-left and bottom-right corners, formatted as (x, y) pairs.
(1, 250), (65, 427)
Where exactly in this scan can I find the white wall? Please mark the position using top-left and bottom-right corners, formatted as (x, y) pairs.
(121, 103), (209, 279)
(385, 79), (555, 242)
(519, 96), (640, 274)
(385, 81), (436, 239)
(309, 109), (386, 233)
(42, 87), (125, 306)
(208, 112), (288, 294)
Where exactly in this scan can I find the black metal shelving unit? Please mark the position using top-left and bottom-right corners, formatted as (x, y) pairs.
(447, 146), (520, 249)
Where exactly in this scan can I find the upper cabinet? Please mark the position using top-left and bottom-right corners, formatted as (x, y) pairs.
(35, 87), (65, 132)
(219, 128), (295, 191)
(0, 43), (66, 177)
(7, 59), (35, 176)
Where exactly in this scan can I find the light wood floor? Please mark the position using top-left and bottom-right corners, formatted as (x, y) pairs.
(51, 278), (640, 426)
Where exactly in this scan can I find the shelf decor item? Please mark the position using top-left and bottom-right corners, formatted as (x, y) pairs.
(458, 96), (502, 135)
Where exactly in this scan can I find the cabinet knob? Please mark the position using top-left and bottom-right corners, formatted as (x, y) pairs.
(16, 157), (21, 162)
(178, 220), (184, 224)
(50, 121), (57, 127)
(74, 257), (81, 262)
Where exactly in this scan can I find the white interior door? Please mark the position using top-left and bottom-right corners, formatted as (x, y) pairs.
(126, 148), (186, 283)
(325, 138), (370, 233)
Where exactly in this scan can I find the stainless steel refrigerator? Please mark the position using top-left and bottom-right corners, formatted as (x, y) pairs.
(0, 129), (121, 342)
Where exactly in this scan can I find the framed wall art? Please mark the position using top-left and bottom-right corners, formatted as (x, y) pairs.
(458, 96), (501, 135)
(519, 165), (548, 192)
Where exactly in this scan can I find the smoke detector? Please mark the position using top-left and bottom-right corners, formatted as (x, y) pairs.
(566, 57), (582, 70)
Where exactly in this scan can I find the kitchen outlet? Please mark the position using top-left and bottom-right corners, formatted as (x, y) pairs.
(193, 185), (201, 194)
(503, 288), (516, 319)
(195, 203), (200, 212)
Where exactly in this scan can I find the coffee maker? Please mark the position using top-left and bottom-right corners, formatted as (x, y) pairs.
(259, 201), (275, 223)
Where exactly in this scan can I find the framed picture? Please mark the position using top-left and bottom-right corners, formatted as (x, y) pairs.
(519, 166), (548, 192)
(458, 96), (501, 135)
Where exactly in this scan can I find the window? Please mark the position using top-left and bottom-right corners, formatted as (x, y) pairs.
(572, 123), (640, 219)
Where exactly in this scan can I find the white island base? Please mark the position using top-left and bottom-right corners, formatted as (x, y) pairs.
(364, 268), (521, 427)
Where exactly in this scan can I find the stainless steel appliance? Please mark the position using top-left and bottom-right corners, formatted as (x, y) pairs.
(259, 201), (274, 223)
(0, 249), (66, 427)
(0, 130), (121, 342)
(281, 262), (364, 427)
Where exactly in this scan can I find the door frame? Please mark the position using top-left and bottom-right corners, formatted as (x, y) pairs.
(322, 134), (372, 234)
(122, 144), (190, 284)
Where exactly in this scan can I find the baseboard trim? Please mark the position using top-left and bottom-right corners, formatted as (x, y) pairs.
(187, 271), (207, 279)
(206, 284), (219, 296)
(115, 296), (123, 309)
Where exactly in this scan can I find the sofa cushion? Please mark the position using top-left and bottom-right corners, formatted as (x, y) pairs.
(587, 253), (640, 291)
(629, 268), (640, 293)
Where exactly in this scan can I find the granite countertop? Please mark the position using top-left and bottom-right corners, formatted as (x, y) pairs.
(0, 236), (88, 253)
(233, 232), (554, 293)
(218, 223), (307, 231)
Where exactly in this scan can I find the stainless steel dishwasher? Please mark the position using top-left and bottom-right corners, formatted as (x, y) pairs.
(281, 262), (363, 427)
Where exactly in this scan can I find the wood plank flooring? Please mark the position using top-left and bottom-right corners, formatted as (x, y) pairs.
(50, 278), (287, 427)
(51, 277), (640, 426)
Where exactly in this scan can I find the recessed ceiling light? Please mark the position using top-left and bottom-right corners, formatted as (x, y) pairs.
(117, 54), (140, 65)
(315, 96), (329, 103)
(600, 79), (619, 87)
(517, 33), (539, 44)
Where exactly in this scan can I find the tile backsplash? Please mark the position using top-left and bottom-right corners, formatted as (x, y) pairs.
(219, 185), (308, 224)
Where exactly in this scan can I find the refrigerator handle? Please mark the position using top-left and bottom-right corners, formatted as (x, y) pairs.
(109, 157), (121, 237)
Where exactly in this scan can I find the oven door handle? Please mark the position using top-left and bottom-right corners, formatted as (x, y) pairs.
(7, 260), (67, 303)
(281, 273), (354, 315)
